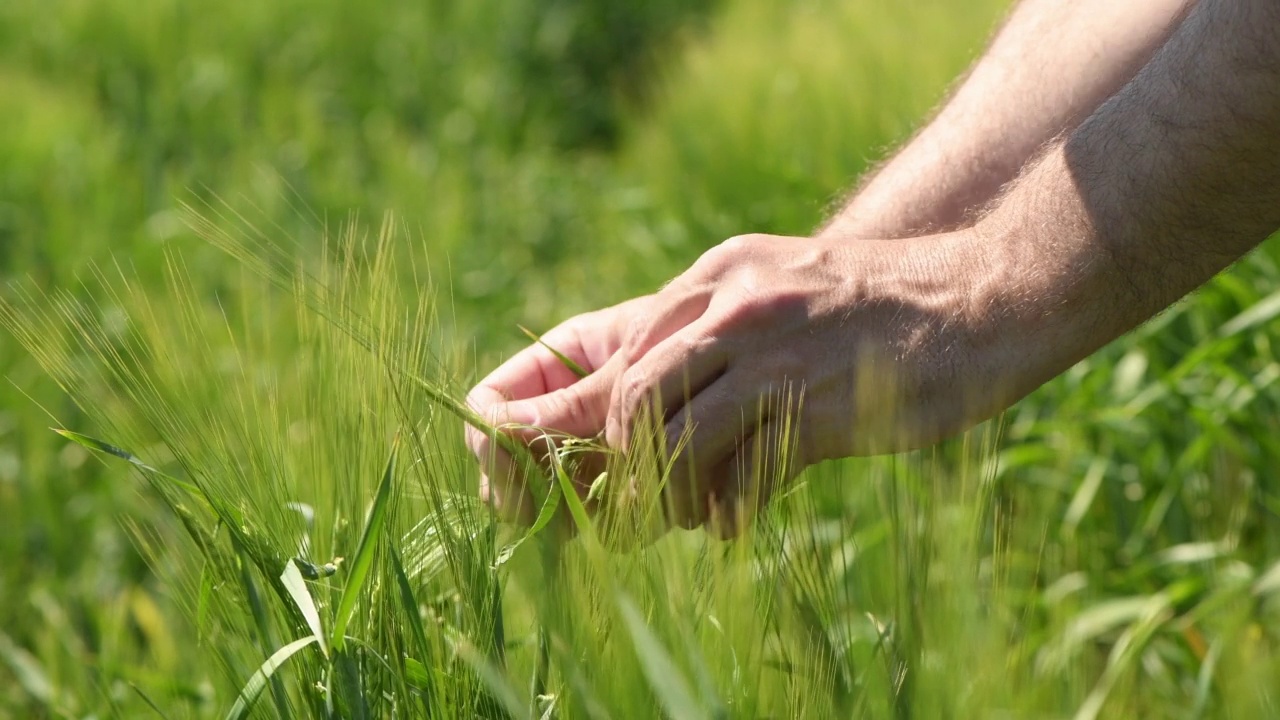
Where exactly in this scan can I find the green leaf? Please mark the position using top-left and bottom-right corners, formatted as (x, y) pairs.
(518, 324), (589, 379)
(196, 564), (213, 644)
(1220, 288), (1280, 337)
(389, 546), (431, 664)
(52, 428), (258, 566)
(333, 649), (370, 720)
(291, 557), (338, 580)
(0, 631), (56, 706)
(1073, 594), (1172, 720)
(130, 683), (173, 719)
(224, 636), (318, 720)
(455, 638), (529, 720)
(617, 595), (706, 720)
(1253, 559), (1280, 597)
(280, 560), (328, 658)
(494, 482), (562, 569)
(404, 656), (432, 691)
(52, 428), (202, 496)
(585, 472), (608, 505)
(1062, 458), (1107, 536)
(332, 437), (398, 652)
(550, 450), (592, 540)
(236, 544), (291, 719)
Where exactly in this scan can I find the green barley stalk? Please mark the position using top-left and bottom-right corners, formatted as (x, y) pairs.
(180, 199), (567, 513)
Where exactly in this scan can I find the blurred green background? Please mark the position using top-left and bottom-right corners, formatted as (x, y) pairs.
(3, 0), (1280, 715)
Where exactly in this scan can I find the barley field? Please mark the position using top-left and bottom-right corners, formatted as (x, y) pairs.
(2, 0), (1279, 717)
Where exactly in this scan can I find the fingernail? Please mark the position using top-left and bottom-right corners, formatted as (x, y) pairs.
(605, 414), (621, 450)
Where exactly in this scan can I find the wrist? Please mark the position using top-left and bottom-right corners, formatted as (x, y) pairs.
(842, 229), (1020, 447)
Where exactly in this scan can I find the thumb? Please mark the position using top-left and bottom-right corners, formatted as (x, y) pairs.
(502, 360), (618, 440)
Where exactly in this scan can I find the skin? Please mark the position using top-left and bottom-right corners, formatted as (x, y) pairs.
(467, 0), (1280, 537)
(823, 0), (1197, 240)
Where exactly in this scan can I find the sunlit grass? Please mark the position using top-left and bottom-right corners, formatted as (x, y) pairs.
(7, 206), (1279, 717)
(3, 0), (1280, 716)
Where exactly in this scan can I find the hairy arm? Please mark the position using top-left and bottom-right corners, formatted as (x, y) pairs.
(821, 0), (1196, 240)
(970, 0), (1280, 411)
(594, 0), (1280, 534)
(469, 0), (1280, 537)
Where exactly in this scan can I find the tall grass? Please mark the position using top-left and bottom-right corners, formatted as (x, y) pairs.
(0, 209), (898, 716)
(3, 0), (1280, 716)
(6, 203), (1280, 717)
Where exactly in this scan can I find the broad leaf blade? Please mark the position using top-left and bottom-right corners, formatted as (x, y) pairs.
(280, 560), (328, 658)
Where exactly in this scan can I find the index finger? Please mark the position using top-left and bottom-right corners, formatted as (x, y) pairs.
(474, 328), (596, 404)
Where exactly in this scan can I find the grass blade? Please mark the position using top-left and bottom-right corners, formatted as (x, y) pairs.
(281, 560), (328, 658)
(130, 683), (174, 720)
(456, 637), (529, 720)
(518, 325), (589, 379)
(332, 437), (398, 651)
(1220, 287), (1280, 337)
(404, 656), (432, 691)
(0, 631), (56, 707)
(225, 636), (318, 720)
(53, 428), (203, 497)
(333, 649), (371, 720)
(494, 482), (562, 569)
(617, 595), (706, 720)
(388, 546), (431, 662)
(1073, 594), (1173, 720)
(550, 449), (592, 540)
(237, 544), (291, 718)
(196, 564), (213, 645)
(52, 428), (258, 562)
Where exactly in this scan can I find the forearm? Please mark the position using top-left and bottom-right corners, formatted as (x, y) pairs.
(971, 0), (1280, 407)
(820, 0), (1195, 240)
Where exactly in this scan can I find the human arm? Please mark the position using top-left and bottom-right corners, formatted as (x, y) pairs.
(604, 0), (1280, 534)
(821, 0), (1196, 240)
(464, 0), (1195, 516)
(972, 0), (1280, 406)
(466, 0), (1280, 536)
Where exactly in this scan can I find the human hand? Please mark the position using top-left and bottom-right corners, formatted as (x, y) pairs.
(597, 230), (1009, 537)
(469, 229), (1018, 539)
(465, 296), (647, 523)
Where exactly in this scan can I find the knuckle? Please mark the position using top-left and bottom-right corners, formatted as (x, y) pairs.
(621, 316), (649, 364)
(621, 372), (661, 426)
(691, 239), (742, 279)
(713, 293), (771, 333)
(538, 393), (576, 428)
(622, 370), (649, 409)
(718, 285), (806, 333)
(565, 389), (592, 421)
(722, 233), (761, 254)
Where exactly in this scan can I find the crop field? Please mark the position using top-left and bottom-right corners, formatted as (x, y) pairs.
(2, 0), (1279, 717)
